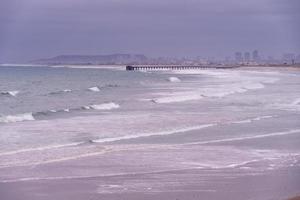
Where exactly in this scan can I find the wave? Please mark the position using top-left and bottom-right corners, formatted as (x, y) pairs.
(48, 85), (119, 96)
(85, 102), (120, 110)
(292, 98), (300, 105)
(1, 102), (120, 123)
(88, 86), (101, 92)
(93, 124), (215, 143)
(150, 81), (270, 104)
(0, 90), (19, 97)
(241, 82), (265, 90)
(230, 115), (273, 124)
(0, 142), (83, 157)
(187, 129), (300, 145)
(270, 98), (300, 112)
(0, 168), (191, 183)
(47, 84), (119, 96)
(172, 69), (230, 76)
(168, 77), (181, 83)
(49, 89), (72, 95)
(0, 113), (35, 123)
(152, 93), (204, 104)
(151, 69), (281, 104)
(39, 102), (120, 114)
(104, 84), (120, 88)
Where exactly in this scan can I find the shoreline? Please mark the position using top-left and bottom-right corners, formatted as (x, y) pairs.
(1, 163), (299, 200)
(1, 63), (300, 70)
(1, 64), (299, 200)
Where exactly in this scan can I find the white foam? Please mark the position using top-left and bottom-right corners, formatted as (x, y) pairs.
(168, 77), (181, 83)
(0, 63), (46, 67)
(93, 124), (215, 143)
(89, 102), (120, 110)
(88, 86), (101, 92)
(231, 116), (273, 124)
(49, 89), (72, 95)
(150, 70), (279, 104)
(82, 106), (92, 110)
(241, 82), (265, 90)
(200, 87), (246, 98)
(50, 65), (125, 71)
(0, 142), (82, 157)
(271, 98), (300, 111)
(1, 90), (19, 97)
(151, 81), (265, 104)
(0, 148), (110, 169)
(188, 129), (300, 145)
(172, 69), (229, 77)
(0, 113), (35, 123)
(232, 119), (253, 124)
(152, 93), (203, 104)
(261, 78), (280, 84)
(292, 98), (300, 105)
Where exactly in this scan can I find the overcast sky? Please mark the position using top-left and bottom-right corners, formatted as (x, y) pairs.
(0, 0), (299, 62)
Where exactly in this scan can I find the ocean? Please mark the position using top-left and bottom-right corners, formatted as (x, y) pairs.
(0, 65), (299, 200)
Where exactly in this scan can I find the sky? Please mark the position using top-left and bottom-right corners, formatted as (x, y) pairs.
(0, 0), (299, 62)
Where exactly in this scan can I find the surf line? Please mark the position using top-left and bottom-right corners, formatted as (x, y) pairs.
(185, 129), (300, 146)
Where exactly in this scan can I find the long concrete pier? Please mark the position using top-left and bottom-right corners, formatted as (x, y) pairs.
(126, 65), (237, 71)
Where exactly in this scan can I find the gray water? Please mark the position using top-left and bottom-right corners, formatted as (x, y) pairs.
(0, 66), (299, 200)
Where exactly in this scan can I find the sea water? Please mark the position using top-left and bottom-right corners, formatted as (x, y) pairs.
(0, 65), (299, 198)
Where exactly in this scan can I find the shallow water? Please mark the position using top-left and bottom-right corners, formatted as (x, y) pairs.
(0, 66), (299, 199)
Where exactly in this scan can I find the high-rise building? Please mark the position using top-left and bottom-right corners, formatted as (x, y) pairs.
(235, 52), (243, 62)
(283, 53), (296, 64)
(252, 50), (259, 61)
(296, 54), (300, 63)
(244, 52), (250, 62)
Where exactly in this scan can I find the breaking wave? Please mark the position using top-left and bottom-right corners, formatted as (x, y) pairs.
(149, 69), (281, 104)
(0, 113), (35, 123)
(49, 89), (72, 95)
(151, 81), (272, 104)
(292, 98), (300, 105)
(1, 102), (120, 123)
(152, 93), (204, 104)
(187, 129), (300, 145)
(93, 124), (215, 143)
(230, 115), (273, 124)
(83, 102), (120, 110)
(0, 142), (83, 157)
(47, 84), (119, 96)
(270, 98), (300, 112)
(87, 85), (119, 92)
(88, 86), (101, 92)
(0, 90), (19, 97)
(168, 77), (181, 83)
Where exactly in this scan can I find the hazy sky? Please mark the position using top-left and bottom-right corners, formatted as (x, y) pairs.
(0, 0), (299, 62)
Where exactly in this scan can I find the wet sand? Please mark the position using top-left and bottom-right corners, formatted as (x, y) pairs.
(0, 139), (299, 200)
(1, 164), (299, 200)
(1, 66), (299, 200)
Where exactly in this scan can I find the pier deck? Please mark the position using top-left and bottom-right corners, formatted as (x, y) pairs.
(126, 65), (237, 71)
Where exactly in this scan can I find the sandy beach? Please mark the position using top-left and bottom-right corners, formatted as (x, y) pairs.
(0, 66), (299, 200)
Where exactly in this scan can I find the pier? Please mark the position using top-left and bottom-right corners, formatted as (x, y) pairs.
(126, 65), (237, 71)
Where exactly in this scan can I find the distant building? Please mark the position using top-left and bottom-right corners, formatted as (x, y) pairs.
(252, 50), (259, 61)
(244, 52), (250, 62)
(283, 53), (296, 64)
(235, 52), (243, 62)
(296, 54), (300, 63)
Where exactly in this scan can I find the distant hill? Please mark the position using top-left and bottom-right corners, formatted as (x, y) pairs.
(32, 54), (149, 65)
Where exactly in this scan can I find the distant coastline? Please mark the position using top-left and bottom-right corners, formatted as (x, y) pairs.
(1, 53), (299, 69)
(1, 63), (300, 70)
